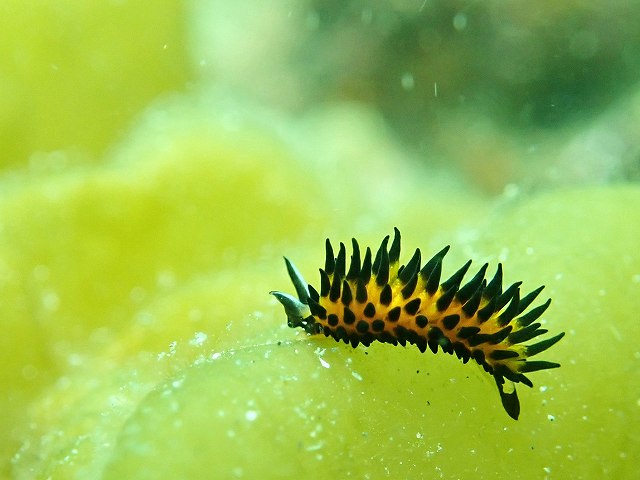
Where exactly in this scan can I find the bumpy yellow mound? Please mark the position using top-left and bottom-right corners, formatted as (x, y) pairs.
(2, 3), (639, 478)
(3, 97), (639, 478)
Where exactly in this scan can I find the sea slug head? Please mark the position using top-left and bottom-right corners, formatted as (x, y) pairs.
(270, 290), (311, 329)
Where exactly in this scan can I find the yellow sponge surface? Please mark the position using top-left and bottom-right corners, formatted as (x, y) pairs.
(4, 102), (639, 479)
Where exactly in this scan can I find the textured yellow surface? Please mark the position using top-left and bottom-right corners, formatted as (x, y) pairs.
(4, 101), (640, 477)
(2, 3), (640, 479)
(0, 0), (190, 169)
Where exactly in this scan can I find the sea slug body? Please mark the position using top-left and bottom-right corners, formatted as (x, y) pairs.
(271, 228), (564, 419)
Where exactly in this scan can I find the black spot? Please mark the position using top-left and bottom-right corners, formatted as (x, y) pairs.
(405, 329), (420, 345)
(379, 331), (398, 345)
(472, 349), (486, 365)
(380, 284), (392, 306)
(436, 285), (456, 311)
(415, 315), (429, 328)
(494, 364), (520, 383)
(518, 360), (561, 373)
(346, 238), (361, 281)
(440, 339), (454, 355)
(427, 326), (445, 341)
(343, 307), (356, 325)
(516, 298), (551, 327)
(364, 302), (376, 318)
(490, 349), (520, 360)
(453, 342), (471, 363)
(308, 284), (320, 303)
(360, 247), (372, 283)
(395, 325), (408, 346)
(424, 261), (442, 295)
(495, 282), (522, 312)
(439, 336), (453, 353)
(517, 286), (545, 315)
(401, 272), (418, 299)
(398, 248), (421, 284)
(319, 269), (331, 297)
(456, 264), (487, 303)
(329, 273), (341, 302)
(457, 326), (481, 339)
(488, 325), (512, 344)
(483, 264), (503, 299)
(355, 278), (368, 303)
(335, 243), (346, 279)
(388, 306), (401, 322)
(359, 333), (374, 347)
(420, 246), (449, 288)
(508, 323), (545, 344)
(328, 314), (339, 327)
(335, 326), (348, 341)
(517, 373), (533, 388)
(524, 332), (565, 357)
(373, 235), (390, 283)
(477, 296), (496, 323)
(427, 328), (451, 354)
(404, 298), (421, 315)
(497, 289), (520, 326)
(372, 319), (386, 332)
(461, 283), (484, 317)
(307, 297), (327, 319)
(341, 280), (353, 306)
(324, 239), (335, 275)
(440, 259), (472, 293)
(356, 320), (370, 333)
(388, 228), (401, 264)
(467, 333), (493, 347)
(442, 314), (460, 330)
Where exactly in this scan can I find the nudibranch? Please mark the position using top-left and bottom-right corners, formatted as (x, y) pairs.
(271, 228), (564, 419)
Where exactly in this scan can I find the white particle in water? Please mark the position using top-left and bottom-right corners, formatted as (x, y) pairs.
(453, 12), (467, 31)
(42, 290), (60, 311)
(189, 331), (208, 346)
(157, 270), (176, 289)
(172, 378), (184, 389)
(305, 441), (324, 451)
(401, 72), (415, 91)
(245, 410), (259, 422)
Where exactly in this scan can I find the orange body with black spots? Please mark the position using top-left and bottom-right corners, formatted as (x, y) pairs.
(271, 228), (564, 419)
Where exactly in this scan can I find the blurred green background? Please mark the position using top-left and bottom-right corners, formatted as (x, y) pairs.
(2, 1), (639, 478)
